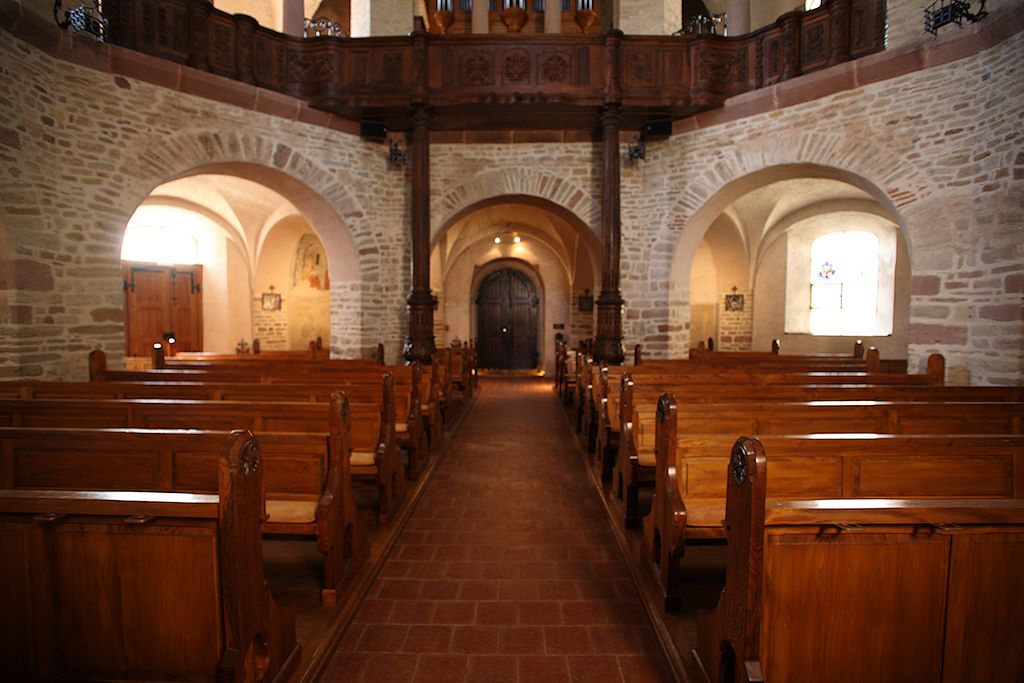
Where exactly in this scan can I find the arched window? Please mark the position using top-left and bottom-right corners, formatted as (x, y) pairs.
(808, 231), (879, 335)
(805, 0), (822, 10)
(121, 224), (199, 265)
(784, 222), (896, 337)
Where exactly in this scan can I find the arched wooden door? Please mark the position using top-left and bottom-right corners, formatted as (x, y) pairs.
(476, 269), (539, 370)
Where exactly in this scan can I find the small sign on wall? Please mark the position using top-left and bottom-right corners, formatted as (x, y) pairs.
(262, 293), (282, 311)
(724, 293), (745, 312)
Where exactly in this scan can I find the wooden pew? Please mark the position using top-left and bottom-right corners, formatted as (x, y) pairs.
(0, 376), (405, 520)
(93, 349), (432, 479)
(0, 430), (301, 683)
(0, 393), (378, 604)
(693, 437), (1024, 683)
(640, 395), (1024, 608)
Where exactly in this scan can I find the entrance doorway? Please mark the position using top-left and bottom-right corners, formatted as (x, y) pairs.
(122, 262), (203, 357)
(476, 269), (539, 370)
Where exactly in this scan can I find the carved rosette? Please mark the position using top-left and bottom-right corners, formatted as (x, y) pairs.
(461, 52), (494, 86)
(730, 442), (749, 485)
(540, 53), (570, 84)
(503, 51), (530, 83)
(239, 438), (261, 477)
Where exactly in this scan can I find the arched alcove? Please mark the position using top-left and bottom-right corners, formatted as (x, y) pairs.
(670, 164), (910, 357)
(121, 165), (360, 355)
(432, 195), (600, 375)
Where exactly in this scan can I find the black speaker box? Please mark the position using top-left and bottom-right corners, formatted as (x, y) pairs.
(360, 121), (388, 142)
(643, 119), (673, 140)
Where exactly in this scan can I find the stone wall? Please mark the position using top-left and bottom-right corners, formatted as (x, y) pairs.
(0, 28), (406, 379)
(629, 26), (1023, 384)
(717, 291), (753, 351)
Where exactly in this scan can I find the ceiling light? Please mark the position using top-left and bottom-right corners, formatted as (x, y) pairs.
(494, 236), (501, 244)
(513, 235), (521, 244)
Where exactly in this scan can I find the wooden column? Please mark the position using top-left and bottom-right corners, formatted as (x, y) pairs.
(404, 18), (436, 364)
(594, 29), (624, 364)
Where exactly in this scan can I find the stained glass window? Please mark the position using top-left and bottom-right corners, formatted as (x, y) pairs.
(808, 231), (879, 335)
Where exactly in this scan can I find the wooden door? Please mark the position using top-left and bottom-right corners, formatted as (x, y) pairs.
(476, 269), (538, 370)
(123, 262), (203, 357)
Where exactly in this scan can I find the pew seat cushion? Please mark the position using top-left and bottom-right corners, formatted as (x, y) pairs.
(396, 423), (408, 434)
(351, 450), (377, 467)
(266, 498), (318, 525)
(686, 502), (726, 535)
(638, 451), (656, 467)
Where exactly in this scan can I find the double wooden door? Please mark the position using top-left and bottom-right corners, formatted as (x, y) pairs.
(476, 269), (539, 370)
(122, 262), (203, 357)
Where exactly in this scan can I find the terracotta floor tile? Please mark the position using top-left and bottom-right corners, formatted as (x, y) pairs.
(402, 625), (453, 653)
(466, 655), (516, 683)
(476, 601), (518, 625)
(323, 379), (671, 682)
(544, 626), (594, 655)
(451, 625), (500, 654)
(518, 655), (571, 683)
(567, 654), (626, 683)
(498, 626), (545, 654)
(413, 654), (468, 683)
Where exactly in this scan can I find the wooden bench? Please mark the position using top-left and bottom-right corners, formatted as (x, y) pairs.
(0, 429), (301, 682)
(639, 396), (1024, 608)
(0, 391), (386, 604)
(693, 436), (1024, 683)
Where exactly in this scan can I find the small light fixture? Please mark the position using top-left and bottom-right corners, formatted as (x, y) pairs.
(388, 141), (409, 169)
(628, 136), (646, 163)
(494, 236), (502, 244)
(513, 235), (521, 244)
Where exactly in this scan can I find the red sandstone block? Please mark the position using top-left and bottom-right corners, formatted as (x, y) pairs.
(402, 625), (453, 653)
(358, 624), (410, 652)
(855, 44), (923, 87)
(459, 580), (500, 601)
(179, 68), (256, 110)
(498, 626), (545, 654)
(519, 601), (562, 626)
(419, 580), (460, 600)
(477, 601), (518, 625)
(435, 545), (472, 562)
(775, 62), (856, 110)
(356, 599), (396, 624)
(254, 88), (300, 119)
(576, 580), (620, 600)
(519, 656), (571, 682)
(568, 655), (625, 682)
(466, 655), (516, 683)
(407, 562), (449, 580)
(519, 561), (558, 579)
(555, 562), (593, 580)
(912, 275), (942, 296)
(295, 103), (332, 128)
(1005, 273), (1024, 294)
(908, 323), (968, 346)
(399, 545), (436, 561)
(432, 601), (477, 625)
(979, 304), (1022, 321)
(413, 654), (468, 683)
(503, 546), (538, 561)
(544, 626), (593, 655)
(451, 626), (500, 654)
(481, 562), (520, 580)
(390, 600), (438, 625)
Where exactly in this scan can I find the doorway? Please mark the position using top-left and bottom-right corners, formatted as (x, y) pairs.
(476, 268), (539, 370)
(122, 262), (203, 357)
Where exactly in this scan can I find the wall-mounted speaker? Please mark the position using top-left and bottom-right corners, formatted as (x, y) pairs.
(360, 121), (388, 142)
(643, 119), (673, 140)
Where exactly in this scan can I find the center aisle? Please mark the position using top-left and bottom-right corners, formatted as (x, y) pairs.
(323, 377), (672, 683)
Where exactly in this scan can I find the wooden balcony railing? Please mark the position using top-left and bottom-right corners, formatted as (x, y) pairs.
(102, 0), (885, 131)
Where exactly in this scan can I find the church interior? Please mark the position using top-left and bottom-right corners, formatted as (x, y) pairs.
(0, 0), (1022, 681)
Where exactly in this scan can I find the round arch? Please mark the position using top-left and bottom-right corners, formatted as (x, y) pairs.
(471, 259), (545, 371)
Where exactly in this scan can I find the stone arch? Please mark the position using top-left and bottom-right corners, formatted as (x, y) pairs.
(653, 157), (918, 358)
(432, 168), (601, 242)
(113, 130), (380, 358)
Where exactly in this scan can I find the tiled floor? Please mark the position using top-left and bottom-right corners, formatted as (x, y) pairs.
(323, 377), (672, 682)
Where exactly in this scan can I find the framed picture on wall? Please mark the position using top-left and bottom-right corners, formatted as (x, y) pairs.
(724, 293), (744, 311)
(261, 293), (282, 311)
